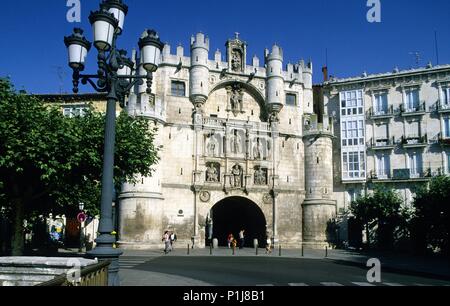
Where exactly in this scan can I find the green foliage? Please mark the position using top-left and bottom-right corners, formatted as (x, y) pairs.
(412, 176), (450, 255)
(0, 77), (159, 220)
(350, 185), (403, 249)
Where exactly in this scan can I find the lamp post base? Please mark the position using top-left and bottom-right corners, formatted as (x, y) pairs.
(86, 234), (123, 286)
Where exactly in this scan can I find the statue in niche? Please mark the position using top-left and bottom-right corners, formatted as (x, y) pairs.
(230, 130), (242, 154)
(206, 163), (219, 183)
(231, 164), (243, 188)
(230, 88), (243, 116)
(231, 50), (242, 72)
(253, 138), (264, 160)
(207, 134), (219, 157)
(254, 167), (267, 185)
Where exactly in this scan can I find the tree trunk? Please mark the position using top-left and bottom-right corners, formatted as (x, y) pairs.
(11, 199), (25, 256)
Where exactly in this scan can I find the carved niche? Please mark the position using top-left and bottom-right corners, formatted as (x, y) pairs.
(205, 131), (221, 157)
(205, 162), (220, 183)
(229, 129), (244, 155)
(226, 33), (246, 73)
(230, 164), (243, 188)
(254, 167), (268, 186)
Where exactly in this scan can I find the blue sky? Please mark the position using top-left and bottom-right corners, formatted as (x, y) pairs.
(0, 0), (449, 94)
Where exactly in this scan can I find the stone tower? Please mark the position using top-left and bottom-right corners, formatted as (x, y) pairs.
(265, 45), (284, 121)
(302, 114), (336, 248)
(118, 31), (165, 249)
(189, 33), (210, 110)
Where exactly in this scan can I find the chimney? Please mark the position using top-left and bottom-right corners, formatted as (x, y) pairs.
(322, 66), (328, 82)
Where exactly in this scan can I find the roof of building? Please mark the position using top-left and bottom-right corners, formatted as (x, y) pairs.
(323, 64), (450, 86)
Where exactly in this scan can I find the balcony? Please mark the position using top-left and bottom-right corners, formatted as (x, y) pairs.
(367, 137), (397, 151)
(438, 132), (450, 147)
(437, 101), (450, 113)
(370, 167), (439, 183)
(367, 105), (395, 120)
(400, 102), (426, 117)
(401, 134), (428, 149)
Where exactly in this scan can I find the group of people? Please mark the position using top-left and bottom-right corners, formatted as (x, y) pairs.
(227, 229), (246, 250)
(162, 231), (177, 254)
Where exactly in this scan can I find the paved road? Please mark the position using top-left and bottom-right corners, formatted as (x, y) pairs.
(119, 254), (450, 286)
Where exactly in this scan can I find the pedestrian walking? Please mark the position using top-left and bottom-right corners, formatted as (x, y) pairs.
(170, 231), (177, 250)
(239, 229), (245, 249)
(162, 231), (171, 254)
(265, 236), (272, 254)
(227, 233), (234, 248)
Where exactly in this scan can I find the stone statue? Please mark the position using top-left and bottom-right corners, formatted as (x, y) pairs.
(253, 138), (264, 160)
(206, 164), (219, 183)
(207, 136), (218, 157)
(232, 164), (242, 188)
(231, 130), (242, 154)
(231, 50), (241, 72)
(255, 168), (267, 185)
(230, 90), (243, 115)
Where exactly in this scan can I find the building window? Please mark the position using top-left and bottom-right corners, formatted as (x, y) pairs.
(347, 188), (360, 204)
(342, 151), (366, 179)
(171, 81), (186, 97)
(374, 93), (388, 115)
(444, 117), (450, 138)
(341, 120), (365, 147)
(408, 152), (423, 178)
(443, 87), (450, 105)
(376, 153), (391, 178)
(63, 106), (88, 118)
(340, 90), (363, 116)
(286, 93), (297, 106)
(405, 89), (420, 111)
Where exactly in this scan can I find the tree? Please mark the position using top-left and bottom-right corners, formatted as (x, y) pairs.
(350, 186), (403, 249)
(412, 176), (450, 255)
(0, 78), (159, 255)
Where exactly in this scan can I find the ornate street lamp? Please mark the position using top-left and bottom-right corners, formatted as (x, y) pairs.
(64, 0), (164, 286)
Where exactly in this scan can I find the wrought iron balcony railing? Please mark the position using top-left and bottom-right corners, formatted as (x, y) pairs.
(367, 136), (396, 150)
(367, 105), (395, 119)
(400, 102), (426, 116)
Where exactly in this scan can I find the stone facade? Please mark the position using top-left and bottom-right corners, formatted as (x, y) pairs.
(322, 64), (450, 243)
(117, 32), (335, 249)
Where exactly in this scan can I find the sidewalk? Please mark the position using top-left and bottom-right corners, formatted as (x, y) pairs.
(119, 247), (450, 281)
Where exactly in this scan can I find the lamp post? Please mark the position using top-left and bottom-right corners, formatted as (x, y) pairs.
(78, 202), (85, 253)
(64, 0), (164, 286)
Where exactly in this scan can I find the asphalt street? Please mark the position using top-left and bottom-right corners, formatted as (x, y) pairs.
(119, 253), (450, 286)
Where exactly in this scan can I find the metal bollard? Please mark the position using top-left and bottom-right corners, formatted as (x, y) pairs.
(301, 243), (304, 257)
(255, 246), (258, 256)
(325, 246), (328, 258)
(210, 244), (213, 255)
(279, 245), (281, 257)
(187, 244), (190, 255)
(232, 247), (235, 256)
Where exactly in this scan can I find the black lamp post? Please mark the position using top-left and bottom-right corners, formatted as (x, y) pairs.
(78, 202), (85, 253)
(64, 0), (164, 286)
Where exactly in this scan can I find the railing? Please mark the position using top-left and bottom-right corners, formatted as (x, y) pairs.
(368, 105), (395, 118)
(401, 134), (428, 146)
(36, 261), (110, 287)
(400, 102), (426, 115)
(370, 167), (441, 181)
(202, 118), (270, 132)
(368, 136), (396, 149)
(438, 132), (450, 146)
(437, 101), (450, 112)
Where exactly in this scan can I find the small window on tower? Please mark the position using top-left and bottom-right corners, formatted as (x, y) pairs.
(171, 81), (186, 97)
(286, 93), (297, 106)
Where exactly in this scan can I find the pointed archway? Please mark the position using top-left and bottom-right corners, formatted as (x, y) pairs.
(210, 197), (267, 248)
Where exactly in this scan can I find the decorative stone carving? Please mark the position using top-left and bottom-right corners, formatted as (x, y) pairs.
(231, 164), (243, 188)
(254, 167), (268, 185)
(199, 191), (211, 202)
(206, 163), (220, 183)
(226, 84), (244, 117)
(253, 138), (264, 160)
(230, 129), (242, 154)
(206, 132), (219, 157)
(231, 49), (242, 72)
(263, 193), (272, 204)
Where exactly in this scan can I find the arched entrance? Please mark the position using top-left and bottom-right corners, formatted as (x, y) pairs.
(209, 197), (267, 248)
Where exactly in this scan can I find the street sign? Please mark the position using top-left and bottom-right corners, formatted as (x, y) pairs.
(77, 212), (87, 223)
